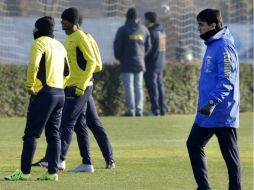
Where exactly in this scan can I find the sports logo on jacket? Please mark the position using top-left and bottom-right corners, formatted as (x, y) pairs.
(158, 32), (166, 52)
(224, 51), (232, 76)
(129, 34), (144, 41)
(204, 56), (212, 72)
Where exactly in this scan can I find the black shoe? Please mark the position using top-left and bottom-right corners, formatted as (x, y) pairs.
(31, 158), (48, 167)
(135, 113), (143, 117)
(121, 112), (134, 117)
(105, 160), (116, 169)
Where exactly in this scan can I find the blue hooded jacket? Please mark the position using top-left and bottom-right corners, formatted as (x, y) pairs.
(194, 27), (240, 128)
(114, 20), (151, 73)
(145, 23), (166, 72)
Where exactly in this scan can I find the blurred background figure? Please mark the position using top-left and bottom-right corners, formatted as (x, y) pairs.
(144, 11), (168, 116)
(114, 7), (151, 116)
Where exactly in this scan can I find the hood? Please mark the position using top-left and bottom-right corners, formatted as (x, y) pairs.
(205, 26), (234, 45)
(149, 23), (164, 32)
(125, 19), (140, 31)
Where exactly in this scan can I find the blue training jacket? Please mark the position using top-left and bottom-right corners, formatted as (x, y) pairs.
(114, 19), (151, 73)
(194, 27), (240, 128)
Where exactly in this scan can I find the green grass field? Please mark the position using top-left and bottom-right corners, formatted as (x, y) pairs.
(0, 113), (253, 190)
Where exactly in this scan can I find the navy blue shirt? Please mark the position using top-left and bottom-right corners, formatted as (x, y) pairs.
(114, 20), (151, 73)
(145, 23), (166, 72)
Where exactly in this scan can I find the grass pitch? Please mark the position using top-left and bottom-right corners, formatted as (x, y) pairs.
(0, 113), (253, 190)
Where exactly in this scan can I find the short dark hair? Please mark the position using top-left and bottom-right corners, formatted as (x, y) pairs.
(35, 16), (54, 35)
(144, 12), (157, 23)
(126, 8), (137, 20)
(61, 7), (79, 25)
(197, 9), (223, 30)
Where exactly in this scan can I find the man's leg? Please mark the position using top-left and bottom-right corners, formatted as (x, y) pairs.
(121, 73), (135, 116)
(157, 71), (168, 115)
(74, 103), (92, 165)
(21, 94), (57, 174)
(186, 125), (214, 190)
(60, 86), (92, 162)
(86, 95), (114, 164)
(134, 72), (144, 116)
(45, 95), (65, 174)
(144, 71), (160, 115)
(215, 128), (242, 190)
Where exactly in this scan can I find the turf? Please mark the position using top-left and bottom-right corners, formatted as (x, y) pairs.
(0, 113), (253, 190)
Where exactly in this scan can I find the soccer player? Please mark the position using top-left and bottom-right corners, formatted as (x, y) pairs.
(186, 9), (241, 190)
(32, 7), (115, 172)
(4, 16), (70, 181)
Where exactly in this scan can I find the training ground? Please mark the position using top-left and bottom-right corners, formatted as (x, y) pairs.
(0, 113), (253, 190)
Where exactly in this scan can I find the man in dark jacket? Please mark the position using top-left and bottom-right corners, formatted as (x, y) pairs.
(114, 8), (151, 116)
(144, 12), (168, 116)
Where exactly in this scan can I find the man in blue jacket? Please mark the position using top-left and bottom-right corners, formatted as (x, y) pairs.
(114, 8), (151, 116)
(144, 11), (168, 116)
(186, 9), (241, 190)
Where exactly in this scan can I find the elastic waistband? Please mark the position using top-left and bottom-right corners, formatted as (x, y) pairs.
(39, 85), (64, 95)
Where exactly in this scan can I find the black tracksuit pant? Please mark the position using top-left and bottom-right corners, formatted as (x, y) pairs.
(144, 70), (168, 115)
(21, 88), (65, 174)
(74, 95), (114, 165)
(45, 85), (114, 165)
(186, 125), (242, 190)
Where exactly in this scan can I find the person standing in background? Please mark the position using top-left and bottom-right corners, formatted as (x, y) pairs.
(114, 8), (151, 117)
(144, 11), (168, 116)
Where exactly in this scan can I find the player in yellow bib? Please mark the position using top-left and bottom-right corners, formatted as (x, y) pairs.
(32, 8), (115, 172)
(4, 16), (70, 181)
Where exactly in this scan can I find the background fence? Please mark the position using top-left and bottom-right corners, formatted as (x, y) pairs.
(0, 0), (253, 116)
(0, 0), (253, 64)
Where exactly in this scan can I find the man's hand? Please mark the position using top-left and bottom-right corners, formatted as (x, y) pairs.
(198, 101), (216, 116)
(27, 87), (37, 95)
(75, 87), (84, 96)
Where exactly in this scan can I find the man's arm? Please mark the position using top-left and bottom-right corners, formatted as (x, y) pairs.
(208, 46), (237, 104)
(145, 29), (152, 56)
(199, 45), (237, 116)
(63, 55), (70, 87)
(113, 28), (124, 60)
(25, 41), (44, 95)
(75, 34), (96, 96)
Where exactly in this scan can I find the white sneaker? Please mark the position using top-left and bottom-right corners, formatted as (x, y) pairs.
(58, 160), (66, 171)
(105, 160), (116, 169)
(68, 164), (95, 173)
(38, 161), (48, 168)
(32, 158), (48, 167)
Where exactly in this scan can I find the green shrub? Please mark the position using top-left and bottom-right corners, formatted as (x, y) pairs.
(239, 63), (253, 112)
(0, 63), (252, 117)
(0, 64), (28, 116)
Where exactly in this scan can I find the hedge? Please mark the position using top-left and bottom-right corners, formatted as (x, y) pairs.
(0, 63), (252, 117)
